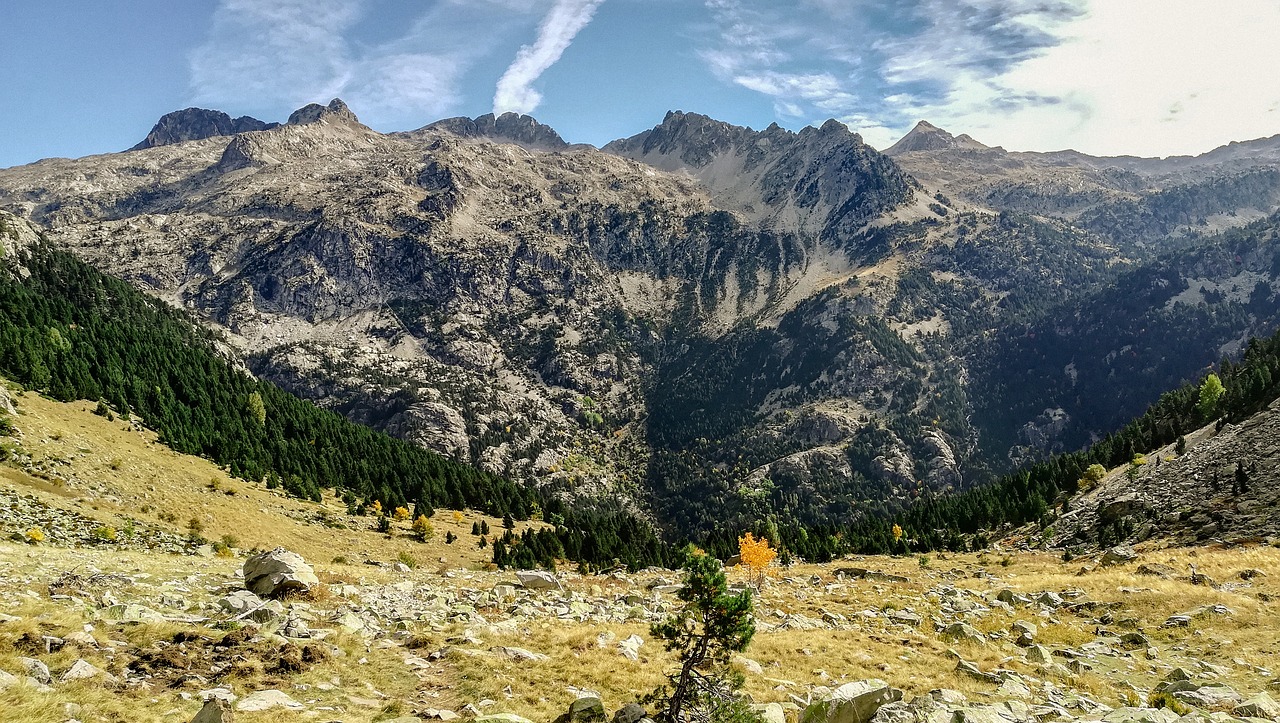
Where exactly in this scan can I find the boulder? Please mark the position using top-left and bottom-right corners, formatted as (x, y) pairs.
(1233, 692), (1280, 719)
(613, 703), (649, 723)
(1174, 685), (1243, 709)
(554, 697), (606, 723)
(753, 704), (786, 723)
(242, 548), (318, 598)
(734, 655), (765, 675)
(1136, 564), (1176, 579)
(101, 603), (164, 624)
(940, 623), (986, 646)
(955, 659), (1001, 685)
(19, 656), (50, 684)
(235, 689), (304, 712)
(1024, 645), (1053, 665)
(1101, 707), (1178, 723)
(1011, 621), (1036, 647)
(494, 646), (548, 662)
(61, 659), (116, 684)
(515, 570), (562, 591)
(218, 590), (262, 614)
(1102, 546), (1138, 566)
(191, 698), (235, 723)
(0, 668), (18, 690)
(800, 679), (904, 723)
(618, 635), (644, 661)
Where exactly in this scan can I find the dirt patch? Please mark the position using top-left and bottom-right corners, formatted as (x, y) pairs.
(127, 628), (330, 689)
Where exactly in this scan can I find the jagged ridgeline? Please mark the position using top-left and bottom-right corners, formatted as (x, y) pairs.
(0, 241), (671, 569)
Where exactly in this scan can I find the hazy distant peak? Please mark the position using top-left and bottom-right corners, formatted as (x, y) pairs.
(287, 98), (360, 127)
(885, 120), (989, 155)
(129, 108), (277, 151)
(424, 112), (569, 151)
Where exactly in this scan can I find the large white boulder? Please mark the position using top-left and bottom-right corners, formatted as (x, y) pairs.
(242, 547), (318, 598)
(800, 679), (904, 723)
(515, 570), (562, 591)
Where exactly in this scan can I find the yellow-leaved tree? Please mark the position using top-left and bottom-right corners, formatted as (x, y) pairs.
(412, 515), (435, 542)
(738, 532), (777, 590)
(392, 506), (411, 521)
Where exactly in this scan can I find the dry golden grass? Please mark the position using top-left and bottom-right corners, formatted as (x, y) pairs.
(1, 390), (1278, 721)
(0, 390), (538, 569)
(0, 546), (442, 723)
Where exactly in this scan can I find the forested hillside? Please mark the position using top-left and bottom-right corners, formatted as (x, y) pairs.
(702, 323), (1280, 561)
(0, 240), (670, 570)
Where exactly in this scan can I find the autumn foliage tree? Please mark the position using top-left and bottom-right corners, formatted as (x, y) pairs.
(412, 514), (434, 542)
(738, 532), (776, 590)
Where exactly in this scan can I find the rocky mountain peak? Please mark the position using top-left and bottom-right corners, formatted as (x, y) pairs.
(287, 98), (361, 127)
(884, 120), (989, 155)
(129, 108), (277, 151)
(604, 111), (749, 168)
(424, 112), (569, 151)
(604, 111), (915, 234)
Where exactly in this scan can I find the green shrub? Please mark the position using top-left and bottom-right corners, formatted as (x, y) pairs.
(90, 526), (117, 542)
(1147, 692), (1190, 715)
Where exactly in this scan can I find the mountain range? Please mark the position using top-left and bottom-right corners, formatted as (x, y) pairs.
(1, 99), (1278, 540)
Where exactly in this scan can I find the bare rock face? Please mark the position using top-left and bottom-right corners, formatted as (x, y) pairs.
(1050, 399), (1280, 549)
(385, 401), (471, 459)
(287, 98), (361, 127)
(921, 428), (962, 490)
(884, 121), (989, 155)
(604, 111), (919, 235)
(425, 112), (570, 151)
(242, 548), (318, 598)
(131, 108), (277, 151)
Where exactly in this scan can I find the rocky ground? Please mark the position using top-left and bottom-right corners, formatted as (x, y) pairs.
(1046, 401), (1280, 550)
(0, 536), (1277, 723)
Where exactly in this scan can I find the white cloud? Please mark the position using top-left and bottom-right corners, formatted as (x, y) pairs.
(700, 0), (1280, 157)
(493, 0), (606, 115)
(931, 0), (1280, 156)
(190, 0), (360, 109)
(189, 0), (534, 127)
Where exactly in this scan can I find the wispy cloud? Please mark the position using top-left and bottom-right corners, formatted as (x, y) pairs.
(698, 0), (1083, 147)
(189, 0), (536, 128)
(493, 0), (606, 115)
(190, 0), (360, 109)
(700, 0), (1280, 157)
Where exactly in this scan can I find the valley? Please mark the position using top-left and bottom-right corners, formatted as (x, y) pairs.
(0, 100), (1278, 723)
(2, 103), (1280, 545)
(0, 386), (1278, 723)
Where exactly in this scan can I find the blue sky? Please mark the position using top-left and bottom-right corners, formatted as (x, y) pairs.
(3, 0), (1279, 168)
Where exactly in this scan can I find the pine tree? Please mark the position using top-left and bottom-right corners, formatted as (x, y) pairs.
(650, 548), (755, 723)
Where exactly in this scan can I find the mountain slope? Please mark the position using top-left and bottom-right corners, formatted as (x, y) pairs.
(3, 103), (1280, 545)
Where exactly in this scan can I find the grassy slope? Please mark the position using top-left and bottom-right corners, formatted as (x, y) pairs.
(1, 385), (1278, 722)
(0, 385), (531, 569)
